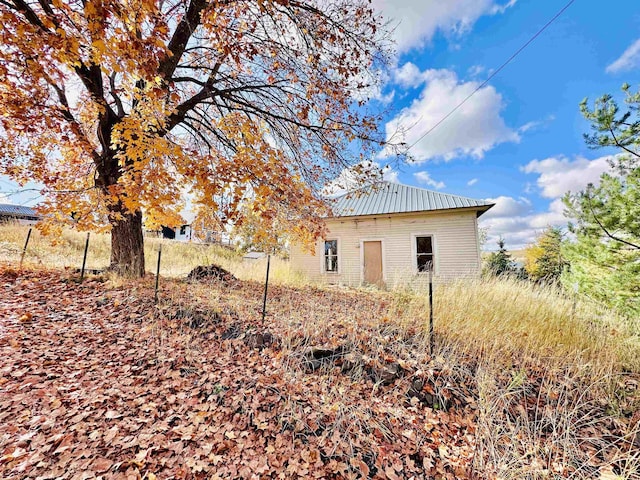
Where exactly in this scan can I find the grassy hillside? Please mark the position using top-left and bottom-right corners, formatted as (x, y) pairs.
(0, 223), (638, 478)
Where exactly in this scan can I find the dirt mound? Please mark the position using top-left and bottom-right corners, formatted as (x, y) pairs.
(186, 264), (237, 283)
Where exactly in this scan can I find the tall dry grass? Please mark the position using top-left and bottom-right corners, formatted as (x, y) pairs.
(0, 223), (306, 284)
(387, 277), (639, 478)
(393, 276), (639, 374)
(2, 222), (637, 372)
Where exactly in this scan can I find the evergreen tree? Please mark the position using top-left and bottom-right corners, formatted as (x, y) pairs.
(562, 83), (640, 317)
(484, 237), (516, 277)
(524, 227), (567, 284)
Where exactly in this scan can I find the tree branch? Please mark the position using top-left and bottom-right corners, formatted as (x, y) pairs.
(158, 0), (209, 81)
(109, 72), (125, 117)
(608, 126), (640, 159)
(10, 0), (49, 31)
(587, 194), (640, 250)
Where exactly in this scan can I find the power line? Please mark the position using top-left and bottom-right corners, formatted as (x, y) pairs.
(407, 0), (577, 152)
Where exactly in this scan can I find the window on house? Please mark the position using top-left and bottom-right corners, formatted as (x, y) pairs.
(324, 240), (338, 273)
(180, 225), (187, 235)
(416, 236), (434, 272)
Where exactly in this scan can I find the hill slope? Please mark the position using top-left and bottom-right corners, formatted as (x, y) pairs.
(1, 268), (638, 479)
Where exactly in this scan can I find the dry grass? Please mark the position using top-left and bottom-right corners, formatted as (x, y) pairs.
(395, 277), (639, 374)
(0, 223), (305, 284)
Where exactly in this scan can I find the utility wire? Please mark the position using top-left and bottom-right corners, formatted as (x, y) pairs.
(407, 0), (577, 151)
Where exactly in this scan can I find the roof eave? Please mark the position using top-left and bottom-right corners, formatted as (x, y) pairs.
(475, 203), (495, 218)
(326, 204), (496, 220)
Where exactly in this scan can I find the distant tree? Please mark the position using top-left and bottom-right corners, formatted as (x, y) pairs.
(524, 226), (567, 284)
(562, 83), (640, 317)
(484, 237), (516, 277)
(231, 201), (294, 255)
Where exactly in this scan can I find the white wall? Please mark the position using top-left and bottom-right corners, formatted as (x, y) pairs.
(174, 225), (192, 242)
(290, 210), (482, 287)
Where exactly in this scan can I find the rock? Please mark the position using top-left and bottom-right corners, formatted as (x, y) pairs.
(302, 345), (348, 372)
(409, 378), (424, 395)
(341, 352), (364, 374)
(406, 378), (438, 408)
(371, 362), (403, 385)
(304, 359), (323, 372)
(221, 323), (242, 340)
(244, 331), (275, 349)
(309, 345), (346, 360)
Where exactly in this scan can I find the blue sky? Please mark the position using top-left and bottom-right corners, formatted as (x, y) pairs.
(367, 0), (640, 249)
(2, 0), (639, 249)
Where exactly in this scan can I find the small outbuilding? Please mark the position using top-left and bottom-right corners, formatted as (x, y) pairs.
(0, 204), (40, 225)
(161, 224), (192, 241)
(290, 182), (494, 287)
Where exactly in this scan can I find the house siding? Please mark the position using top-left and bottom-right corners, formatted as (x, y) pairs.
(290, 210), (481, 287)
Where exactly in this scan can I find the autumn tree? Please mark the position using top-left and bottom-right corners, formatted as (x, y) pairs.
(524, 226), (566, 284)
(0, 0), (395, 276)
(562, 83), (640, 316)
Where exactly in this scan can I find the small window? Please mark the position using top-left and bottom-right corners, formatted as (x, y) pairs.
(324, 240), (338, 273)
(416, 236), (434, 273)
(180, 225), (187, 235)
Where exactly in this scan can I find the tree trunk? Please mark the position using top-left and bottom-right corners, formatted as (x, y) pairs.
(110, 208), (145, 277)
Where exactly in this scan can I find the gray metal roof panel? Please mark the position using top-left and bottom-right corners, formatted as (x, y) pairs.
(329, 182), (494, 217)
(0, 203), (39, 217)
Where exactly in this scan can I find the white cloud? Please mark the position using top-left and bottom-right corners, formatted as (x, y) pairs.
(413, 171), (445, 189)
(521, 155), (612, 198)
(482, 196), (531, 218)
(393, 62), (424, 88)
(381, 68), (519, 163)
(372, 0), (517, 53)
(480, 154), (615, 249)
(382, 166), (400, 183)
(467, 178), (478, 186)
(606, 38), (640, 74)
(480, 198), (566, 250)
(467, 65), (487, 78)
(518, 114), (555, 134)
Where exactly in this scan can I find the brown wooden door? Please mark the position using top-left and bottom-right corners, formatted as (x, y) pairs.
(363, 241), (383, 286)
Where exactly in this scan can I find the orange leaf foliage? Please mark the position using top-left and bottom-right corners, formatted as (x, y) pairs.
(0, 0), (396, 251)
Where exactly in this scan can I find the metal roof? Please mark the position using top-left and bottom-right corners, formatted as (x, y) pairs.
(0, 203), (40, 218)
(329, 182), (494, 218)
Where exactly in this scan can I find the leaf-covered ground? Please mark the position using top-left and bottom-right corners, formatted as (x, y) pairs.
(1, 268), (638, 479)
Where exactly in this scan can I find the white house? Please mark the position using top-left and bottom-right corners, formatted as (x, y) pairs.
(290, 182), (494, 287)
